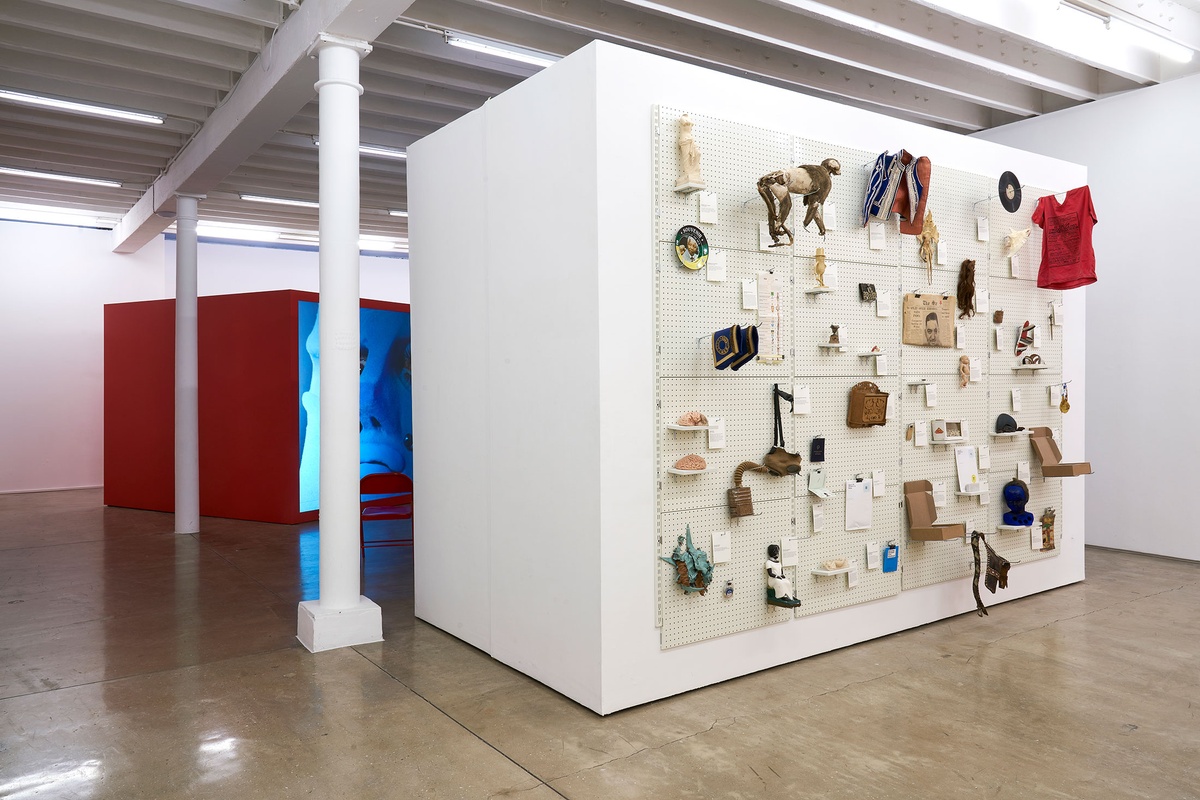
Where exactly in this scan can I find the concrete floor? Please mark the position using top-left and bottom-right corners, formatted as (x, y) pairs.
(1, 489), (1197, 799)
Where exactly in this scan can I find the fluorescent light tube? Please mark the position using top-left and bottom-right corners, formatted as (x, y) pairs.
(446, 35), (557, 68)
(0, 89), (165, 125)
(195, 222), (280, 243)
(1111, 18), (1193, 63)
(358, 144), (408, 160)
(240, 193), (320, 209)
(0, 201), (116, 228)
(0, 166), (122, 188)
(388, 209), (409, 217)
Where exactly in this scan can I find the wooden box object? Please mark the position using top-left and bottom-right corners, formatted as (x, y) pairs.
(847, 381), (889, 428)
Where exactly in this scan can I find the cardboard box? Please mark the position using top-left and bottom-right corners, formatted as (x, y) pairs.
(904, 479), (967, 541)
(1029, 427), (1092, 477)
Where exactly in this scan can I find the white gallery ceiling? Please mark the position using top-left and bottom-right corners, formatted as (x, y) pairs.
(1, 0), (1197, 253)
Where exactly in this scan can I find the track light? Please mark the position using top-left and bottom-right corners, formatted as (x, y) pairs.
(0, 88), (165, 125)
(0, 166), (122, 188)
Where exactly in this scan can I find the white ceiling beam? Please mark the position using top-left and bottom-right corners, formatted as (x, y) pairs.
(898, 0), (1160, 85)
(0, 71), (215, 121)
(372, 23), (541, 77)
(157, 0), (286, 29)
(0, 51), (223, 107)
(112, 0), (419, 254)
(363, 48), (520, 94)
(1095, 0), (1200, 51)
(461, 0), (996, 129)
(0, 24), (235, 90)
(0, 0), (253, 71)
(27, 0), (268, 51)
(402, 0), (594, 57)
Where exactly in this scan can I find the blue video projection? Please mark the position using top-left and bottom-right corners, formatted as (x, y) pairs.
(298, 301), (412, 513)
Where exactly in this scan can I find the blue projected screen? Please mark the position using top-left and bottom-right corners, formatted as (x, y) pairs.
(298, 301), (412, 513)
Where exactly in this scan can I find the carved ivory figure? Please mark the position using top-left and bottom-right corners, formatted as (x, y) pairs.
(674, 114), (705, 191)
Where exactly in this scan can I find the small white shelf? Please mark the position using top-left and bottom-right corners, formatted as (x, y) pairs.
(805, 286), (835, 295)
(933, 437), (966, 444)
(997, 524), (1032, 532)
(817, 343), (847, 351)
(665, 424), (709, 432)
(991, 430), (1031, 439)
(812, 565), (853, 576)
(1013, 364), (1050, 371)
(954, 490), (986, 497)
(907, 380), (933, 387)
(673, 182), (705, 195)
(857, 351), (885, 358)
(666, 467), (710, 476)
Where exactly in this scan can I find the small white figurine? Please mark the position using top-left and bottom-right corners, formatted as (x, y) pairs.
(1004, 228), (1031, 255)
(674, 113), (705, 192)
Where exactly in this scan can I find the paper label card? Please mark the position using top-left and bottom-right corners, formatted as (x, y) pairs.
(925, 383), (938, 408)
(759, 220), (774, 251)
(1033, 325), (1043, 348)
(812, 503), (824, 533)
(1017, 461), (1031, 482)
(875, 355), (889, 376)
(977, 217), (989, 242)
(1012, 388), (1022, 412)
(1032, 526), (1043, 550)
(978, 445), (991, 471)
(781, 536), (800, 567)
(885, 392), (896, 420)
(979, 480), (990, 505)
(793, 385), (811, 414)
(742, 279), (757, 310)
(915, 420), (929, 447)
(707, 418), (725, 449)
(869, 222), (886, 250)
(955, 446), (980, 493)
(873, 470), (886, 497)
(845, 479), (873, 531)
(1010, 255), (1021, 278)
(932, 480), (947, 507)
(706, 250), (726, 282)
(824, 264), (838, 290)
(712, 530), (732, 564)
(937, 240), (947, 265)
(955, 324), (966, 349)
(978, 292), (989, 314)
(995, 326), (1004, 351)
(698, 191), (719, 224)
(866, 543), (882, 570)
(876, 291), (892, 317)
(1051, 302), (1064, 325)
(847, 561), (859, 588)
(969, 357), (982, 382)
(1050, 385), (1058, 406)
(824, 202), (838, 231)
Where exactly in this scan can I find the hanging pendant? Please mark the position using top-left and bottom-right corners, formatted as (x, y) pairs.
(1059, 383), (1070, 414)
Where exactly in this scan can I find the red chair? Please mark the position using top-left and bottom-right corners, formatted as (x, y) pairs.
(359, 472), (413, 551)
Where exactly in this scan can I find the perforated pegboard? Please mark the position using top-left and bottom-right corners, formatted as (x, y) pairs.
(658, 501), (794, 648)
(653, 107), (1072, 648)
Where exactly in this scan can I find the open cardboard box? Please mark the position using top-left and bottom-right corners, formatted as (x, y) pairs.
(1029, 427), (1092, 477)
(904, 480), (967, 541)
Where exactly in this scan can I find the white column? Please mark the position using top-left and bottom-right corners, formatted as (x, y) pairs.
(297, 33), (382, 652)
(174, 193), (203, 535)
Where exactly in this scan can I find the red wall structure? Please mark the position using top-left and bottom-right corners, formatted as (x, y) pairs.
(104, 290), (409, 525)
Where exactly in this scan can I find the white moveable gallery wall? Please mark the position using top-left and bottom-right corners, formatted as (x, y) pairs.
(409, 42), (1088, 715)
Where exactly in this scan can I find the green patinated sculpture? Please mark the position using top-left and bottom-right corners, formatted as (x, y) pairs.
(660, 525), (714, 595)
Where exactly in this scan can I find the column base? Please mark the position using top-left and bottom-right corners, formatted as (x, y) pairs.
(297, 596), (383, 652)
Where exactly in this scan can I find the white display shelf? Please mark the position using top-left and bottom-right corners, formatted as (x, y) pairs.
(857, 351), (885, 358)
(954, 490), (986, 497)
(665, 424), (710, 432)
(812, 565), (853, 576)
(666, 467), (710, 475)
(804, 286), (835, 295)
(817, 343), (848, 351)
(991, 430), (1031, 438)
(932, 437), (966, 444)
(906, 380), (933, 387)
(1013, 364), (1049, 371)
(997, 524), (1032, 532)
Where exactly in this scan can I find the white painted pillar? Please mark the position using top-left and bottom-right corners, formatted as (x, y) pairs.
(174, 193), (203, 535)
(297, 33), (382, 652)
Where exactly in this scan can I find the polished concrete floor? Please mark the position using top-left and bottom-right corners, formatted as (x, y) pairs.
(1, 489), (1197, 799)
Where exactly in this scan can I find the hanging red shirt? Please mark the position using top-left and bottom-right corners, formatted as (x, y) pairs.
(1031, 186), (1097, 290)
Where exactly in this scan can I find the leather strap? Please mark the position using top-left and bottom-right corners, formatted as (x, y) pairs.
(971, 531), (988, 617)
(773, 384), (793, 448)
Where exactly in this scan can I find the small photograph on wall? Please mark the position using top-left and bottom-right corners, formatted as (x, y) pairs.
(901, 293), (954, 347)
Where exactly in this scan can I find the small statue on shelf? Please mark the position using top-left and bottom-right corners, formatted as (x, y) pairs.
(814, 247), (828, 287)
(1002, 479), (1035, 527)
(917, 211), (939, 284)
(959, 355), (971, 388)
(757, 158), (842, 246)
(660, 525), (714, 595)
(828, 325), (840, 345)
(673, 114), (705, 193)
(765, 544), (801, 608)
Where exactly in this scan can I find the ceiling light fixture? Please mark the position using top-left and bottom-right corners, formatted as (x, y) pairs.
(312, 138), (409, 159)
(194, 222), (280, 243)
(0, 201), (118, 229)
(240, 193), (320, 209)
(0, 166), (122, 188)
(445, 34), (558, 68)
(0, 88), (165, 125)
(388, 209), (409, 217)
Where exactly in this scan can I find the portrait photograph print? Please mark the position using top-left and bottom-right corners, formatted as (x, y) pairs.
(674, 224), (709, 271)
(901, 292), (954, 347)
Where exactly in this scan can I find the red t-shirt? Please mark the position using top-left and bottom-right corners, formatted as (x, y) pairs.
(1031, 186), (1097, 290)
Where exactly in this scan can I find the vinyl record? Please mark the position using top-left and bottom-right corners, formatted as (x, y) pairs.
(674, 225), (709, 270)
(998, 171), (1022, 213)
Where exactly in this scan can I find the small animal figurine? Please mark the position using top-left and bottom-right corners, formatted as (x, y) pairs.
(829, 325), (840, 344)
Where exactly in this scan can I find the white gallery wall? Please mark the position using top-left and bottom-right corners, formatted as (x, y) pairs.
(977, 72), (1200, 562)
(0, 219), (408, 493)
(411, 41), (1089, 714)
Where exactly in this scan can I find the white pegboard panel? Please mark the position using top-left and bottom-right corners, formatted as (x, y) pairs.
(657, 242), (790, 379)
(792, 375), (901, 484)
(793, 261), (900, 378)
(799, 139), (904, 267)
(655, 106), (793, 254)
(896, 265), (990, 381)
(793, 483), (903, 617)
(899, 164), (991, 273)
(659, 376), (798, 514)
(901, 534), (974, 591)
(658, 501), (794, 649)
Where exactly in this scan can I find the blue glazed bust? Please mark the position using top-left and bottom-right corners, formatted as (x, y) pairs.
(1002, 479), (1035, 527)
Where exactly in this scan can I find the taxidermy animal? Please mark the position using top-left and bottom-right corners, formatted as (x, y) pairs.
(758, 158), (842, 246)
(917, 211), (939, 283)
(1004, 228), (1031, 255)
